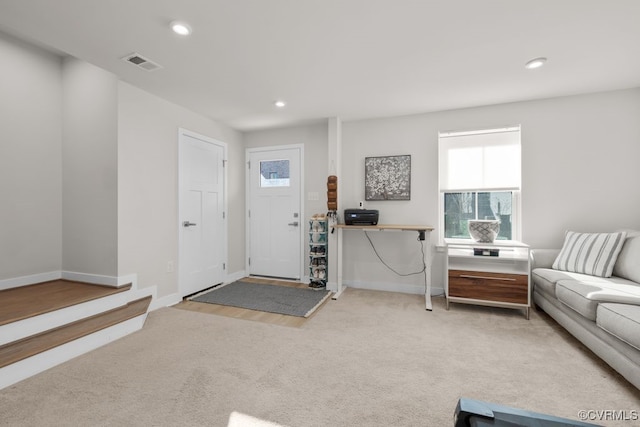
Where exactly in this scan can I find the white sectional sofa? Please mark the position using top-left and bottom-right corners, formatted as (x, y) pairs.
(531, 230), (640, 390)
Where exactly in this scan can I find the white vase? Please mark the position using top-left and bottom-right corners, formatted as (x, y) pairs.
(468, 220), (500, 243)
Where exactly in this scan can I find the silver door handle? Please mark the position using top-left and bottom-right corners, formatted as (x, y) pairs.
(183, 221), (197, 227)
(288, 221), (299, 226)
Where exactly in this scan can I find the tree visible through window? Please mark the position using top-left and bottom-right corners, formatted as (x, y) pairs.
(444, 191), (513, 240)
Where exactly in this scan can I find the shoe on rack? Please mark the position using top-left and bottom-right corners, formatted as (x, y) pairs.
(309, 281), (326, 290)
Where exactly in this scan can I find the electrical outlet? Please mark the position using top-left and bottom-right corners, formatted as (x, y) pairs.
(167, 261), (175, 273)
(358, 201), (364, 208)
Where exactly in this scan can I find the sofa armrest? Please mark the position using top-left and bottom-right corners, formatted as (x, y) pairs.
(530, 249), (560, 270)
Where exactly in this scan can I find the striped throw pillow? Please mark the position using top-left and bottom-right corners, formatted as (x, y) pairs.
(552, 231), (627, 278)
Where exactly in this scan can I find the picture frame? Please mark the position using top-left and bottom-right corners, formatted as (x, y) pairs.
(364, 155), (411, 201)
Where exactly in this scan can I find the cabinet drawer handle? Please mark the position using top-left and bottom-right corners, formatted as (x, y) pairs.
(459, 274), (516, 282)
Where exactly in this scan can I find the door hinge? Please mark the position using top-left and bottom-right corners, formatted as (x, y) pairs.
(223, 159), (227, 167)
(248, 257), (251, 266)
(223, 211), (226, 219)
(248, 210), (251, 218)
(247, 161), (250, 169)
(223, 263), (226, 270)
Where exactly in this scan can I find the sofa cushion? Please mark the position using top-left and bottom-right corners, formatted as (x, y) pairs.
(532, 268), (633, 297)
(552, 231), (627, 278)
(532, 268), (587, 297)
(555, 279), (640, 321)
(597, 303), (640, 351)
(613, 230), (640, 284)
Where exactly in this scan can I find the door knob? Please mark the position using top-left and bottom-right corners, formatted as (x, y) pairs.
(183, 221), (197, 227)
(288, 221), (299, 226)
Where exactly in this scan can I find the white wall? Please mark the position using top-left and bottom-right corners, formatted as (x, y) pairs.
(342, 115), (439, 294)
(0, 32), (62, 281)
(117, 82), (243, 298)
(0, 31), (244, 299)
(341, 88), (640, 292)
(518, 90), (640, 244)
(62, 58), (118, 277)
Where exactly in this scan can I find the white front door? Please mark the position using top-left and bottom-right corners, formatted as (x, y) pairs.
(247, 146), (302, 279)
(179, 129), (226, 297)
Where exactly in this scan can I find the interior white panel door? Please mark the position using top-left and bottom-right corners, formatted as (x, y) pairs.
(179, 130), (226, 297)
(248, 147), (302, 279)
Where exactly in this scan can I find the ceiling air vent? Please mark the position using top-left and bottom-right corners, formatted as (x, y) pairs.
(121, 53), (162, 72)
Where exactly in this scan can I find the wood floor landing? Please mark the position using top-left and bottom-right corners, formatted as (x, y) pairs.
(0, 280), (131, 326)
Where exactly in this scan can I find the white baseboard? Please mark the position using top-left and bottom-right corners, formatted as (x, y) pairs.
(344, 279), (444, 296)
(147, 269), (248, 311)
(225, 269), (246, 284)
(128, 284), (157, 304)
(148, 270), (247, 311)
(0, 314), (147, 390)
(151, 292), (181, 310)
(0, 271), (137, 291)
(117, 273), (138, 287)
(61, 271), (120, 287)
(326, 281), (337, 292)
(0, 271), (61, 291)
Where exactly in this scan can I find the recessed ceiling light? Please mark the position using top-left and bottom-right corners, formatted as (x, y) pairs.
(171, 21), (192, 36)
(274, 100), (286, 108)
(525, 57), (547, 70)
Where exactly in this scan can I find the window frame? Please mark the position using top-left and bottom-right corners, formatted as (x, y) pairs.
(438, 126), (522, 244)
(439, 190), (521, 242)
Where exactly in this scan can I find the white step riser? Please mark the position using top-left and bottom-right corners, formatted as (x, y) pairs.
(0, 292), (129, 346)
(0, 314), (147, 390)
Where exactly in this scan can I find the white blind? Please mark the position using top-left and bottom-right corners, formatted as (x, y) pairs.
(438, 127), (521, 191)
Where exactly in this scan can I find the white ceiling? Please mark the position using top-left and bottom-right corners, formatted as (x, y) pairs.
(1, 0), (639, 131)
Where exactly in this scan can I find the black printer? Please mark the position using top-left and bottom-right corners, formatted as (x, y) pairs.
(344, 209), (379, 225)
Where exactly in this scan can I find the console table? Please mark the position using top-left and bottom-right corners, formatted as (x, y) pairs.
(445, 239), (530, 319)
(333, 224), (435, 310)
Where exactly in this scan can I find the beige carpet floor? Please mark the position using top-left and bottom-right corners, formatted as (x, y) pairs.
(1, 289), (638, 426)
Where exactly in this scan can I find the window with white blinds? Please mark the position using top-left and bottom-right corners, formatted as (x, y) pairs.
(438, 127), (521, 191)
(438, 126), (522, 241)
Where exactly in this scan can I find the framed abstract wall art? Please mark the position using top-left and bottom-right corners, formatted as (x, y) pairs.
(364, 155), (411, 201)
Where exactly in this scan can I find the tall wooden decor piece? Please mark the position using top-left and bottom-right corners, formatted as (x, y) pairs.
(327, 175), (337, 212)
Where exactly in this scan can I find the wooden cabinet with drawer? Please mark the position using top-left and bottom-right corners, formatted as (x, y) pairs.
(445, 240), (530, 319)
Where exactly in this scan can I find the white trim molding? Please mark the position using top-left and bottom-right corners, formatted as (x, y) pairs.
(150, 292), (181, 311)
(61, 271), (120, 287)
(225, 269), (247, 285)
(0, 271), (61, 291)
(344, 279), (444, 297)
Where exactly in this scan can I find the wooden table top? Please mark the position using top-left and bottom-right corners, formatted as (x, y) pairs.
(335, 224), (434, 231)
